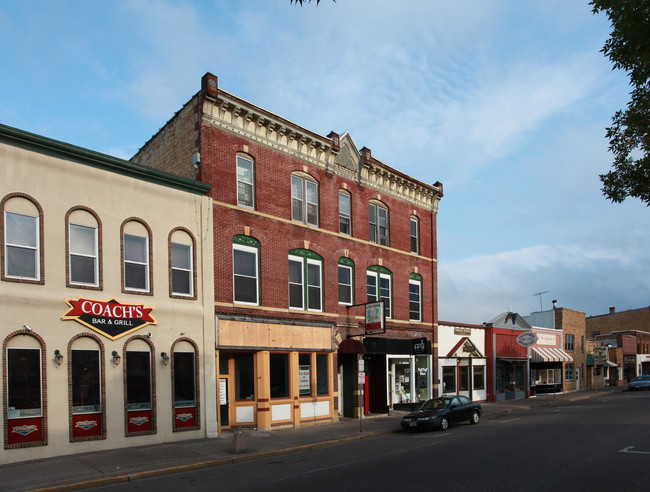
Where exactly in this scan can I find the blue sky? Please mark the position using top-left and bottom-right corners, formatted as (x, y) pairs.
(1, 0), (648, 323)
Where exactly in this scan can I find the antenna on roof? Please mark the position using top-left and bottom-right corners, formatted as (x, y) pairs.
(532, 291), (549, 311)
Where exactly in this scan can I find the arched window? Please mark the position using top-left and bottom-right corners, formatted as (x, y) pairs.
(367, 265), (392, 319)
(124, 336), (156, 436)
(68, 333), (105, 441)
(291, 173), (319, 227)
(232, 235), (260, 305)
(288, 249), (323, 311)
(338, 257), (354, 306)
(121, 219), (153, 294)
(172, 338), (200, 431)
(369, 201), (389, 246)
(4, 328), (47, 448)
(409, 273), (423, 321)
(1, 193), (44, 283)
(66, 207), (101, 289)
(169, 228), (196, 298)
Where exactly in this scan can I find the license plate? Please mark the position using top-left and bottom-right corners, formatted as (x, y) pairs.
(409, 421), (417, 427)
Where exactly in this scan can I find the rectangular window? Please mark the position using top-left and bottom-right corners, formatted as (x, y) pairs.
(69, 224), (98, 286)
(233, 244), (259, 305)
(72, 350), (101, 413)
(7, 348), (41, 418)
(410, 217), (419, 254)
(338, 264), (353, 305)
(174, 352), (196, 407)
(124, 234), (149, 291)
(565, 334), (575, 352)
(126, 351), (151, 410)
(367, 271), (392, 319)
(171, 243), (193, 296)
(442, 366), (456, 393)
(270, 353), (289, 399)
(409, 279), (421, 321)
(307, 259), (322, 311)
(291, 175), (319, 226)
(235, 353), (255, 400)
(4, 211), (39, 280)
(339, 192), (351, 235)
(299, 353), (311, 396)
(459, 366), (469, 391)
(316, 354), (328, 396)
(369, 203), (389, 246)
(473, 366), (485, 390)
(236, 155), (255, 208)
(288, 257), (304, 309)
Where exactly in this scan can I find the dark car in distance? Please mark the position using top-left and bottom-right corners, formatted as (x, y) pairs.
(401, 395), (481, 431)
(628, 375), (650, 391)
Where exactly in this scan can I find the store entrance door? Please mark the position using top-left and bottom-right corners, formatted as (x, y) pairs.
(218, 353), (233, 429)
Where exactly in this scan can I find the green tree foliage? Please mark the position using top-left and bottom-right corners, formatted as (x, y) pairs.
(591, 1), (650, 205)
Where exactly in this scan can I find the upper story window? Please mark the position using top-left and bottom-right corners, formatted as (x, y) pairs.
(170, 228), (196, 298)
(409, 273), (422, 321)
(338, 257), (354, 306)
(67, 207), (101, 288)
(236, 155), (255, 209)
(339, 191), (351, 235)
(369, 202), (389, 246)
(288, 249), (323, 312)
(233, 235), (260, 305)
(367, 266), (392, 319)
(122, 220), (152, 294)
(410, 217), (419, 254)
(2, 194), (43, 283)
(291, 174), (319, 226)
(565, 334), (575, 352)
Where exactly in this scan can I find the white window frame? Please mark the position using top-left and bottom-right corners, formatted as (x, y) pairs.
(171, 242), (193, 297)
(367, 270), (392, 319)
(233, 243), (259, 305)
(409, 278), (422, 321)
(339, 191), (351, 235)
(288, 254), (322, 312)
(4, 211), (40, 280)
(410, 217), (419, 254)
(291, 175), (319, 227)
(69, 223), (99, 287)
(338, 264), (353, 306)
(236, 155), (255, 209)
(124, 233), (150, 292)
(369, 203), (389, 246)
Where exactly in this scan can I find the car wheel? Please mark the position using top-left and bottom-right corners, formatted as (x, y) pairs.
(470, 411), (480, 425)
(439, 417), (449, 431)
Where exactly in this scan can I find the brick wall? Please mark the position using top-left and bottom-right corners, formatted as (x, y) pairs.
(586, 306), (650, 338)
(555, 307), (586, 391)
(131, 96), (200, 179)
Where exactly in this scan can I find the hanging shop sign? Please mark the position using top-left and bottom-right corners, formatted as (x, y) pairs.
(365, 301), (386, 334)
(516, 331), (538, 347)
(62, 297), (157, 340)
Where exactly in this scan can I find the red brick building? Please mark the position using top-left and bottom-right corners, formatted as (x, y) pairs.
(132, 73), (443, 429)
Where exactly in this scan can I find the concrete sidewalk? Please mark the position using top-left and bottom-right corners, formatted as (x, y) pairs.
(1, 388), (619, 492)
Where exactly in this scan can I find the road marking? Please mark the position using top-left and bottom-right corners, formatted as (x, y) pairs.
(414, 433), (452, 438)
(499, 418), (520, 424)
(619, 446), (650, 455)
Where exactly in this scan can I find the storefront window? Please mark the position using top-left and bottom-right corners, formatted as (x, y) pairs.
(7, 348), (42, 418)
(299, 353), (311, 396)
(442, 366), (456, 393)
(565, 363), (575, 381)
(473, 365), (485, 390)
(235, 353), (254, 400)
(126, 351), (151, 410)
(316, 354), (328, 396)
(459, 366), (469, 391)
(270, 353), (289, 399)
(72, 350), (100, 413)
(174, 351), (196, 407)
(497, 360), (526, 393)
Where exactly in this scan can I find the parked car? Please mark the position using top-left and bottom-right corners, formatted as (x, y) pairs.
(401, 395), (481, 431)
(628, 375), (650, 391)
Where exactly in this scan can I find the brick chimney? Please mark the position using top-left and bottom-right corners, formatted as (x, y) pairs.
(609, 307), (616, 314)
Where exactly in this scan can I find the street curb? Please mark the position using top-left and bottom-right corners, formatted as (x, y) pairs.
(28, 430), (391, 492)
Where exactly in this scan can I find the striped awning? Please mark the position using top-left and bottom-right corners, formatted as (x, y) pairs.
(531, 347), (573, 363)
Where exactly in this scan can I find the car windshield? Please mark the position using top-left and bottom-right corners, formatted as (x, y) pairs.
(420, 398), (450, 410)
(633, 376), (650, 382)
